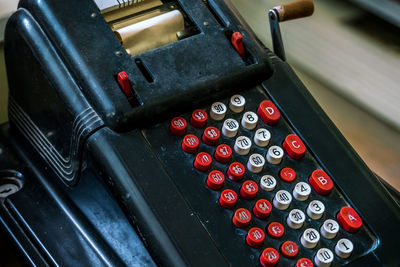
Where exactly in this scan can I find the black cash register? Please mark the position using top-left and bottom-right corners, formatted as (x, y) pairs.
(0, 0), (399, 266)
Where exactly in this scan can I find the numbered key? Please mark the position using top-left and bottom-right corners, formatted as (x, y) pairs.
(267, 222), (285, 238)
(281, 241), (299, 258)
(260, 248), (279, 266)
(280, 167), (296, 182)
(219, 189), (238, 209)
(293, 182), (311, 201)
(170, 117), (187, 135)
(309, 169), (334, 196)
(253, 199), (272, 219)
(337, 206), (362, 233)
(210, 102), (227, 121)
(191, 109), (207, 128)
(232, 208), (252, 228)
(246, 227), (265, 248)
(247, 153), (265, 173)
(321, 219), (339, 239)
(301, 228), (320, 248)
(266, 145), (284, 165)
(315, 248), (334, 267)
(206, 170), (225, 190)
(260, 175), (277, 192)
(222, 118), (239, 137)
(254, 128), (271, 147)
(182, 134), (199, 154)
(214, 144), (232, 163)
(227, 162), (245, 181)
(296, 258), (313, 267)
(307, 200), (325, 220)
(202, 126), (220, 146)
(287, 209), (306, 229)
(257, 100), (280, 125)
(241, 111), (258, 130)
(273, 190), (292, 210)
(194, 152), (212, 171)
(335, 238), (353, 258)
(240, 180), (258, 200)
(229, 94), (246, 113)
(234, 136), (252, 155)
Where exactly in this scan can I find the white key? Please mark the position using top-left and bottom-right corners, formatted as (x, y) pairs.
(229, 94), (246, 113)
(234, 136), (251, 155)
(307, 200), (325, 220)
(222, 118), (239, 137)
(335, 238), (353, 258)
(266, 145), (284, 165)
(293, 182), (311, 201)
(273, 190), (292, 210)
(301, 228), (320, 248)
(210, 102), (227, 121)
(253, 128), (271, 147)
(241, 111), (258, 130)
(260, 175), (276, 192)
(321, 219), (339, 239)
(247, 153), (265, 173)
(287, 209), (305, 229)
(315, 248), (334, 266)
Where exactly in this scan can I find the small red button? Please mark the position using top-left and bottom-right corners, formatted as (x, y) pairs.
(260, 248), (279, 267)
(337, 206), (363, 233)
(219, 189), (238, 209)
(170, 117), (187, 136)
(283, 134), (306, 159)
(296, 258), (313, 267)
(240, 180), (258, 200)
(214, 144), (232, 163)
(191, 109), (207, 128)
(257, 100), (280, 125)
(181, 134), (199, 154)
(231, 32), (245, 57)
(207, 170), (225, 190)
(280, 241), (298, 258)
(202, 126), (220, 146)
(309, 170), (334, 195)
(117, 71), (132, 97)
(279, 167), (296, 182)
(227, 162), (245, 181)
(253, 199), (272, 219)
(246, 227), (265, 248)
(232, 208), (252, 228)
(194, 152), (212, 171)
(267, 222), (285, 238)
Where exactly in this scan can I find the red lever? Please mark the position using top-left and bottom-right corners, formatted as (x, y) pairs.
(117, 71), (132, 97)
(231, 32), (245, 57)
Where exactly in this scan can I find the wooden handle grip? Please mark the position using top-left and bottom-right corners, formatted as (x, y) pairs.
(274, 0), (314, 22)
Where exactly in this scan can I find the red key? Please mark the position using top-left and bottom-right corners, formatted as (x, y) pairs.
(191, 109), (207, 128)
(267, 222), (285, 238)
(279, 167), (296, 182)
(206, 170), (225, 190)
(296, 258), (313, 267)
(253, 199), (272, 219)
(202, 126), (220, 145)
(182, 134), (199, 154)
(232, 208), (252, 228)
(283, 134), (306, 159)
(257, 100), (280, 125)
(117, 71), (132, 97)
(260, 248), (279, 267)
(246, 227), (265, 248)
(309, 170), (334, 195)
(170, 117), (187, 135)
(227, 162), (245, 181)
(214, 144), (232, 163)
(194, 152), (212, 171)
(219, 189), (238, 209)
(240, 180), (258, 200)
(337, 206), (363, 233)
(280, 241), (299, 258)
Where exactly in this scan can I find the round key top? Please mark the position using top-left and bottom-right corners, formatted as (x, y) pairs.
(260, 248), (279, 267)
(234, 136), (251, 155)
(206, 170), (225, 190)
(229, 94), (246, 113)
(293, 182), (311, 201)
(266, 145), (284, 165)
(254, 128), (271, 147)
(307, 200), (325, 220)
(296, 258), (313, 267)
(247, 153), (265, 173)
(219, 189), (237, 209)
(335, 238), (353, 258)
(337, 206), (362, 233)
(253, 199), (272, 219)
(309, 170), (334, 195)
(260, 175), (277, 192)
(240, 180), (258, 200)
(241, 111), (258, 130)
(267, 222), (285, 238)
(246, 227), (265, 248)
(273, 190), (292, 210)
(320, 219), (339, 239)
(281, 241), (299, 258)
(287, 209), (306, 229)
(214, 144), (232, 163)
(194, 152), (212, 171)
(283, 134), (306, 159)
(301, 228), (320, 248)
(227, 162), (245, 181)
(170, 117), (187, 135)
(222, 118), (239, 137)
(232, 208), (252, 228)
(280, 167), (296, 182)
(182, 134), (199, 154)
(210, 102), (227, 121)
(315, 248), (334, 267)
(257, 100), (280, 125)
(202, 126), (220, 146)
(191, 109), (207, 128)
